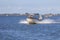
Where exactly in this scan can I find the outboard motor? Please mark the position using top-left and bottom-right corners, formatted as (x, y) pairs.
(39, 15), (42, 21)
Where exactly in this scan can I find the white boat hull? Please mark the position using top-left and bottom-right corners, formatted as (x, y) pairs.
(26, 18), (36, 24)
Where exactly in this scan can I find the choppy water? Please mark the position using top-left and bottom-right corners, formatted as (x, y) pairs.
(0, 16), (60, 40)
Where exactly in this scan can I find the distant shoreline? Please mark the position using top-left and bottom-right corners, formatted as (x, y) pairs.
(0, 13), (60, 17)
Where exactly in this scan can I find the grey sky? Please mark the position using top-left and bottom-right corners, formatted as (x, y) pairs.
(0, 0), (60, 14)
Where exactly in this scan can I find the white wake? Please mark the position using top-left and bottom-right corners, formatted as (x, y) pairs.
(19, 19), (60, 24)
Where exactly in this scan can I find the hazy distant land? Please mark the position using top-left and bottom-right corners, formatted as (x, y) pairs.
(0, 13), (60, 17)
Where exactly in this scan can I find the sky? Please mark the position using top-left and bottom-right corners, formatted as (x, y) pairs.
(0, 0), (60, 14)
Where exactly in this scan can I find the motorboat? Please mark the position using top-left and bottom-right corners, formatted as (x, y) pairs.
(26, 18), (36, 24)
(26, 15), (43, 24)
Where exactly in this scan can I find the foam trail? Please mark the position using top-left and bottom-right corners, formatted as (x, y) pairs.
(19, 20), (28, 24)
(19, 19), (60, 24)
(36, 19), (55, 24)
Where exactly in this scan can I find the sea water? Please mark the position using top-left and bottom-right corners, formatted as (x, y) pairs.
(0, 16), (60, 40)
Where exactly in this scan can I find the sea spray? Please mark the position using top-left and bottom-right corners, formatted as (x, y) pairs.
(19, 20), (28, 24)
(19, 19), (60, 24)
(37, 19), (55, 24)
